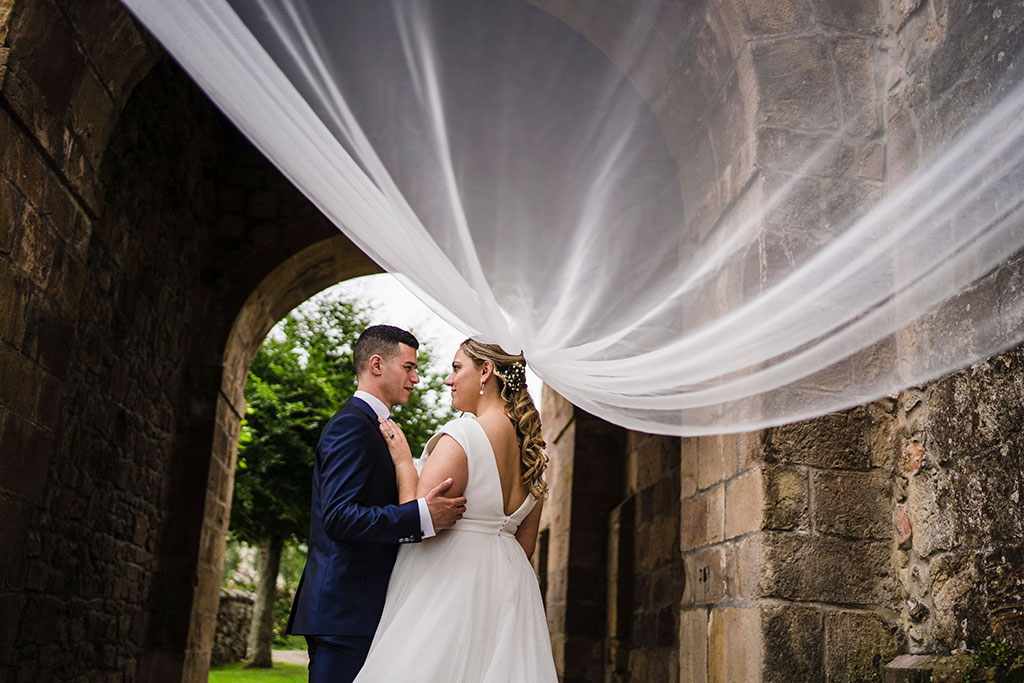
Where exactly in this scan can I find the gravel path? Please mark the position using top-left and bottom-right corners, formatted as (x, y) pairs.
(273, 649), (310, 666)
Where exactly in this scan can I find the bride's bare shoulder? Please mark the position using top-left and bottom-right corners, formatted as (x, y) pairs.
(475, 412), (515, 438)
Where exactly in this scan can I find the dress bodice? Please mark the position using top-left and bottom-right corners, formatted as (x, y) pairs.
(421, 416), (536, 537)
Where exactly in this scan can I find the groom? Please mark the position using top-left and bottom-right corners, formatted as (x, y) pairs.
(286, 324), (466, 682)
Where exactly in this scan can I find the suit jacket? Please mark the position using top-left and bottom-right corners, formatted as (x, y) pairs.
(286, 396), (423, 637)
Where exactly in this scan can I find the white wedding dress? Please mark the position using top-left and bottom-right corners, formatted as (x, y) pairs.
(354, 417), (558, 682)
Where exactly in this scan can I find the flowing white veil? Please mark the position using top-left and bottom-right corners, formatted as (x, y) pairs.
(121, 0), (1024, 435)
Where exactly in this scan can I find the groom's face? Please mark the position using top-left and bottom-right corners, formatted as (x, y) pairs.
(379, 343), (420, 407)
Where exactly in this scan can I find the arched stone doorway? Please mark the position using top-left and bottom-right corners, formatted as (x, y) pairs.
(2, 1), (1023, 682)
(0, 2), (383, 677)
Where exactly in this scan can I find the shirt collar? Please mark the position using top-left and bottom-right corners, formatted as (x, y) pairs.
(353, 390), (390, 419)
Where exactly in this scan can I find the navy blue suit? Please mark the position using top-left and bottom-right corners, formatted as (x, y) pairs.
(287, 396), (422, 681)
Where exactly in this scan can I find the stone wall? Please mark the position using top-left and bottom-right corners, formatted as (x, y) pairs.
(3, 0), (1023, 681)
(3, 52), (230, 680)
(893, 351), (1024, 653)
(543, 346), (1023, 683)
(539, 389), (628, 683)
(611, 433), (682, 682)
(210, 589), (254, 667)
(0, 2), (378, 680)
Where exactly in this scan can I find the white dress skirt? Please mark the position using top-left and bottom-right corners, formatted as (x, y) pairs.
(353, 417), (557, 682)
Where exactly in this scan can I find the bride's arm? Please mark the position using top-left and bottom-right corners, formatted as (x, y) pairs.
(515, 499), (544, 560)
(378, 417), (418, 504)
(416, 435), (469, 501)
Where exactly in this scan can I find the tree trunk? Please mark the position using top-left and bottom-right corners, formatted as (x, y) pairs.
(244, 534), (285, 668)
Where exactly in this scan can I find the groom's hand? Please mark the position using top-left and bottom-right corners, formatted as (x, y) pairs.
(425, 478), (466, 532)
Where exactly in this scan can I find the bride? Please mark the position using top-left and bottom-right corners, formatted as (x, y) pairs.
(353, 339), (558, 682)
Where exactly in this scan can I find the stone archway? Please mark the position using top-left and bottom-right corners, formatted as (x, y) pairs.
(3, 1), (1023, 682)
(0, 2), (383, 678)
(183, 234), (380, 678)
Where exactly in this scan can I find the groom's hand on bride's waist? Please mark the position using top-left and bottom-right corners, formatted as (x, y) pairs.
(425, 478), (467, 532)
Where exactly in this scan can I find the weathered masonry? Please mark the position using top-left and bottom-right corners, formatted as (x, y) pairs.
(1, 1), (1022, 681)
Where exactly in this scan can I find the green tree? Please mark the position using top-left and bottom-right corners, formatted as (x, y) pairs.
(232, 294), (456, 667)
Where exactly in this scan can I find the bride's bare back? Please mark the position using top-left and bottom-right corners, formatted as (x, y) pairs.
(476, 412), (529, 516)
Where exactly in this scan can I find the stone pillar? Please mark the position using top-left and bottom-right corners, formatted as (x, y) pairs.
(540, 389), (627, 683)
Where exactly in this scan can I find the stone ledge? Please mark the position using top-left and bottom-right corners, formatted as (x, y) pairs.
(882, 653), (974, 683)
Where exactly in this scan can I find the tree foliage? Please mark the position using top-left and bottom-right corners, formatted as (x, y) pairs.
(231, 293), (458, 547)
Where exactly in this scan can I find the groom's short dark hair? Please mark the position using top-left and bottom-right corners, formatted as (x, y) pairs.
(353, 325), (419, 375)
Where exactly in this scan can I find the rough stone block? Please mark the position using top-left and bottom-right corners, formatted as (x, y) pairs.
(834, 37), (882, 135)
(66, 0), (155, 106)
(0, 494), (30, 591)
(697, 436), (726, 489)
(736, 533), (763, 598)
(0, 343), (40, 416)
(822, 177), (886, 233)
(762, 603), (824, 683)
(763, 409), (873, 469)
(931, 551), (986, 646)
(69, 69), (117, 169)
(12, 208), (56, 289)
(985, 547), (1024, 644)
(693, 545), (729, 604)
(762, 465), (809, 531)
(859, 142), (886, 181)
(0, 172), (20, 254)
(681, 438), (698, 499)
(733, 0), (813, 35)
(906, 471), (956, 557)
(709, 607), (763, 683)
(24, 302), (75, 380)
(886, 101), (921, 189)
(761, 532), (894, 606)
(757, 127), (855, 178)
(0, 263), (30, 346)
(813, 471), (891, 540)
(930, 653), (977, 682)
(751, 37), (841, 129)
(9, 0), (85, 115)
(681, 553), (695, 606)
(681, 496), (708, 551)
(815, 0), (883, 32)
(0, 411), (54, 504)
(680, 128), (717, 217)
(826, 611), (904, 682)
(760, 176), (826, 243)
(726, 467), (764, 538)
(883, 654), (941, 683)
(680, 608), (709, 683)
(738, 431), (764, 470)
(707, 485), (725, 546)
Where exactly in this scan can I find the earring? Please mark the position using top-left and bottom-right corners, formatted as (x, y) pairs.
(479, 380), (485, 395)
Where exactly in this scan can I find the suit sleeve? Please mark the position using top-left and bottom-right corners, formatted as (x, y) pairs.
(319, 413), (423, 544)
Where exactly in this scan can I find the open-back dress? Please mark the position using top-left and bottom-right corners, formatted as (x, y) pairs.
(353, 416), (557, 682)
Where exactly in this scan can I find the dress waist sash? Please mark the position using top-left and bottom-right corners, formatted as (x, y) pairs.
(451, 514), (520, 537)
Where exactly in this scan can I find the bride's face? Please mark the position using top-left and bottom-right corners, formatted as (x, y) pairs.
(446, 347), (481, 413)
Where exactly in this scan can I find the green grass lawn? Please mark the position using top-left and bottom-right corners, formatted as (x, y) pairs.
(209, 661), (307, 682)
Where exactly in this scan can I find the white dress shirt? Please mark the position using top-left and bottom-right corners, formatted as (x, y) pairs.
(354, 390), (436, 539)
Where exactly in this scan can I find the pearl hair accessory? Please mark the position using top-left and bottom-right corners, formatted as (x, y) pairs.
(502, 361), (526, 392)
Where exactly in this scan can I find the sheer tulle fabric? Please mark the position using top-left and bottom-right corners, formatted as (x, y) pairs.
(121, 0), (1024, 435)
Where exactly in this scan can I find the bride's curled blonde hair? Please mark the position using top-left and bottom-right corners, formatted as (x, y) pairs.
(461, 339), (548, 500)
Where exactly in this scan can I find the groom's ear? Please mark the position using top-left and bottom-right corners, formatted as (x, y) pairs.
(369, 354), (384, 376)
